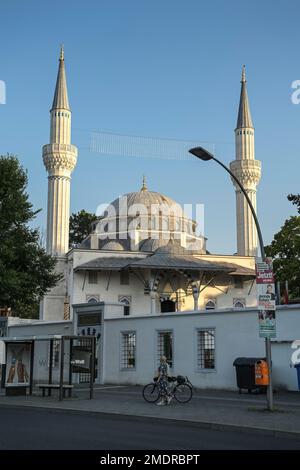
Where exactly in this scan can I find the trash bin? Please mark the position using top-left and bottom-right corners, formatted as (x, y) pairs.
(294, 363), (300, 390)
(233, 357), (266, 394)
(255, 360), (269, 386)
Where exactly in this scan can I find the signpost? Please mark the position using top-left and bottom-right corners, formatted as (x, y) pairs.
(188, 145), (275, 410)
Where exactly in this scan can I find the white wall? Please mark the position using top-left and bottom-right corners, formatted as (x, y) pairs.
(102, 305), (300, 391)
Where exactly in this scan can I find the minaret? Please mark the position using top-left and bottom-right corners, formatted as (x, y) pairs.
(42, 47), (77, 256)
(230, 66), (261, 257)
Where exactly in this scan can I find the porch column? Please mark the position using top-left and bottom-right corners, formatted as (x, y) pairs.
(192, 287), (199, 311)
(150, 291), (157, 314)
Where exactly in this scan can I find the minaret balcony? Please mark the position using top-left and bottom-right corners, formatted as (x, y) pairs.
(230, 159), (261, 188)
(230, 159), (261, 173)
(42, 143), (77, 174)
(43, 143), (77, 155)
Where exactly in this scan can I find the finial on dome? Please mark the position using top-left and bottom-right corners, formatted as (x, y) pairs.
(141, 175), (147, 191)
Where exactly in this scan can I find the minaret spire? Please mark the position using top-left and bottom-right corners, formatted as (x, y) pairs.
(236, 65), (253, 129)
(230, 66), (261, 257)
(51, 45), (70, 112)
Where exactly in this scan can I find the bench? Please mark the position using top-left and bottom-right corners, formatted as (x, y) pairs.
(37, 383), (74, 398)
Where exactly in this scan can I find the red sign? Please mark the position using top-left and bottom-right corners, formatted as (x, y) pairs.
(255, 258), (275, 284)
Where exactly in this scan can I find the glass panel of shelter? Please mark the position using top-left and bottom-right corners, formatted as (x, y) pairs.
(77, 312), (101, 383)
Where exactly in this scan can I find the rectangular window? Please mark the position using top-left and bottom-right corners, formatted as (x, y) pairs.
(77, 313), (101, 327)
(88, 271), (98, 284)
(157, 331), (173, 368)
(124, 305), (130, 316)
(120, 271), (129, 285)
(121, 332), (136, 369)
(197, 329), (215, 370)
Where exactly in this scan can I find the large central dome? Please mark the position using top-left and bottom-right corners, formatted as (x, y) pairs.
(111, 189), (182, 216)
(83, 178), (206, 253)
(109, 177), (185, 218)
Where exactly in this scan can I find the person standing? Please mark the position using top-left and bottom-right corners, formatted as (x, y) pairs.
(156, 355), (173, 406)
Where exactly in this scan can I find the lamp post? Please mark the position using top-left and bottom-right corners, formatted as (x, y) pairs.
(189, 146), (274, 411)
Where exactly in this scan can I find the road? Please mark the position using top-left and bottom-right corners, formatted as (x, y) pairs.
(0, 405), (299, 450)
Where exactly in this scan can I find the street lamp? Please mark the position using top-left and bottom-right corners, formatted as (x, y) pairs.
(189, 145), (274, 411)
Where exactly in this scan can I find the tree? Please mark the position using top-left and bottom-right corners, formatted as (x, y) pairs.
(0, 155), (62, 318)
(288, 193), (300, 213)
(265, 216), (300, 299)
(69, 209), (97, 246)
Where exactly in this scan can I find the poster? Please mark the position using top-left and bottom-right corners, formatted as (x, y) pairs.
(256, 258), (276, 338)
(5, 342), (31, 387)
(71, 346), (91, 373)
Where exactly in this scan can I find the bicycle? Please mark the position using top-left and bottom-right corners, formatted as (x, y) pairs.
(142, 375), (193, 404)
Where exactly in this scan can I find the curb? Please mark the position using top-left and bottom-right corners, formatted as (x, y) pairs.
(0, 401), (300, 441)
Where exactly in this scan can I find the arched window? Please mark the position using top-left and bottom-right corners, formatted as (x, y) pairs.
(86, 295), (100, 303)
(233, 299), (245, 309)
(119, 295), (131, 316)
(205, 300), (216, 310)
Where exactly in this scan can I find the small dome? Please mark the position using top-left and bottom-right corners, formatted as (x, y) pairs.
(155, 239), (189, 255)
(139, 238), (169, 252)
(101, 241), (125, 251)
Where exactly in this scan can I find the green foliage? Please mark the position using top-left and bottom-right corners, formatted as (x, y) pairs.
(265, 216), (300, 299)
(69, 209), (97, 246)
(287, 194), (300, 213)
(0, 155), (62, 317)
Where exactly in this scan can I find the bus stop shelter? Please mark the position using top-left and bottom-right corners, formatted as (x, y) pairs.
(1, 335), (96, 401)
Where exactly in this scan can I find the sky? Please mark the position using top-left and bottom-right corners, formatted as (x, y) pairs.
(0, 0), (299, 254)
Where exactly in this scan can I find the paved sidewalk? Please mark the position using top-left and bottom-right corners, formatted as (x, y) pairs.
(1, 385), (300, 438)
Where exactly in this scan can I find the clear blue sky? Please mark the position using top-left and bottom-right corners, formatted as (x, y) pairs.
(0, 0), (299, 254)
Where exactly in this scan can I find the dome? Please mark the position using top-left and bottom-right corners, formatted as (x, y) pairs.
(101, 241), (125, 251)
(139, 238), (169, 252)
(92, 178), (205, 253)
(109, 190), (184, 218)
(155, 239), (189, 255)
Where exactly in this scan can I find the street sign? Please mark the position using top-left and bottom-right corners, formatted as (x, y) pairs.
(256, 258), (276, 338)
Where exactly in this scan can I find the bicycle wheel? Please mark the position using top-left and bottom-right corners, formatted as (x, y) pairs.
(142, 383), (160, 403)
(174, 383), (193, 403)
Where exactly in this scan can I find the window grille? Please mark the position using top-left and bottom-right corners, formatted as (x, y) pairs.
(121, 332), (136, 369)
(157, 331), (173, 368)
(197, 329), (215, 370)
(48, 339), (60, 368)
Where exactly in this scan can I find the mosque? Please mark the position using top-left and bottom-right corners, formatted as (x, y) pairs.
(40, 48), (260, 323)
(5, 49), (300, 391)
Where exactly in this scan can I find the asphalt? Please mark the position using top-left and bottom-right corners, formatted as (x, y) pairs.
(1, 385), (300, 440)
(0, 405), (299, 450)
